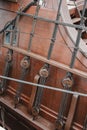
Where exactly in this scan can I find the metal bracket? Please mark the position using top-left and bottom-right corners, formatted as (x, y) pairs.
(14, 56), (30, 108)
(0, 50), (13, 94)
(31, 65), (49, 120)
(28, 74), (40, 113)
(62, 74), (74, 89)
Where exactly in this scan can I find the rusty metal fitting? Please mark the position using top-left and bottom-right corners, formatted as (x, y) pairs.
(32, 107), (39, 120)
(34, 74), (40, 84)
(14, 95), (20, 108)
(5, 52), (12, 62)
(39, 68), (49, 78)
(20, 57), (30, 69)
(55, 120), (64, 130)
(0, 87), (4, 95)
(62, 76), (73, 88)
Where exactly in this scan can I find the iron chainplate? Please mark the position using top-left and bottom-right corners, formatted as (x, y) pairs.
(20, 56), (30, 69)
(39, 67), (49, 78)
(55, 119), (64, 130)
(62, 76), (73, 88)
(32, 106), (39, 120)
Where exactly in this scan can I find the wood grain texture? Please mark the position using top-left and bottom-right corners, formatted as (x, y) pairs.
(0, 0), (87, 130)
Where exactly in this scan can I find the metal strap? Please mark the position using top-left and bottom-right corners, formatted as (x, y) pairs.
(57, 91), (69, 120)
(32, 0), (63, 120)
(14, 0), (40, 108)
(0, 49), (13, 94)
(1, 107), (5, 129)
(14, 56), (30, 108)
(55, 91), (69, 130)
(1, 6), (21, 94)
(28, 0), (40, 51)
(47, 0), (62, 60)
(70, 0), (87, 69)
(56, 1), (87, 129)
(15, 1), (41, 108)
(34, 77), (46, 107)
(32, 64), (49, 119)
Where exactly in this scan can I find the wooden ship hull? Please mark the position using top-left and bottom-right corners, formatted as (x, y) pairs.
(0, 0), (87, 130)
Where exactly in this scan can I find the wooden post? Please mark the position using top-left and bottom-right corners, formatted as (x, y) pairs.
(64, 94), (79, 130)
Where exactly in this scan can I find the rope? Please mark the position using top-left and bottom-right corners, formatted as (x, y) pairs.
(0, 75), (87, 97)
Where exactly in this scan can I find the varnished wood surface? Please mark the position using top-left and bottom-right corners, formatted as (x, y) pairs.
(2, 44), (87, 79)
(0, 95), (54, 130)
(0, 0), (87, 130)
(65, 95), (79, 130)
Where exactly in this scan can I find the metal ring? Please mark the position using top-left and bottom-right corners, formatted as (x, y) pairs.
(20, 57), (30, 69)
(62, 76), (73, 88)
(39, 68), (49, 78)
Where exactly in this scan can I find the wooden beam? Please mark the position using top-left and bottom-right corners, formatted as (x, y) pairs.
(2, 45), (87, 79)
(28, 75), (40, 113)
